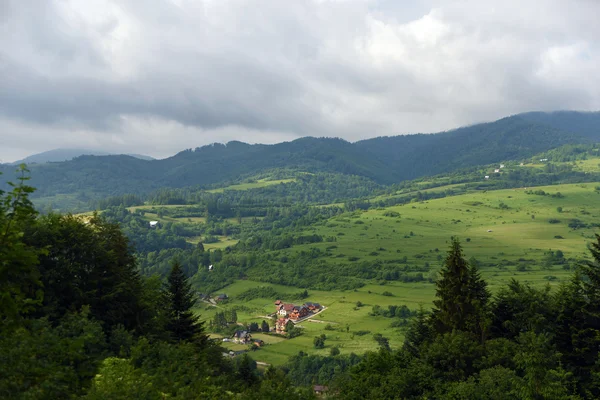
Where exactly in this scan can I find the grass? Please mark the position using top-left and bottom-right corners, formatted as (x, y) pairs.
(195, 182), (600, 365)
(282, 182), (600, 290)
(207, 178), (296, 193)
(197, 280), (431, 366)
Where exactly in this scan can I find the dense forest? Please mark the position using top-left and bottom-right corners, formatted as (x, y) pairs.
(6, 167), (600, 398)
(2, 112), (599, 211)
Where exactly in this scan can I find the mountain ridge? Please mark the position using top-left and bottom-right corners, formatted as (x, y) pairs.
(2, 111), (599, 209)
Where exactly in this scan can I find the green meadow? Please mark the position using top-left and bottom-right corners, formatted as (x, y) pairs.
(197, 182), (600, 365)
(206, 178), (296, 193)
(197, 279), (429, 365)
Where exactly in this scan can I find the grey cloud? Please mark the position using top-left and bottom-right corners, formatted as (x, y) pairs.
(0, 0), (599, 162)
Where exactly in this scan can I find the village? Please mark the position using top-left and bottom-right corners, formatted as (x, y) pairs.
(221, 299), (325, 347)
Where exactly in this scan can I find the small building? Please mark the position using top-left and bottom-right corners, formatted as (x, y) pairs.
(494, 169), (500, 173)
(278, 303), (295, 317)
(314, 385), (329, 396)
(149, 221), (159, 228)
(275, 300), (282, 306)
(305, 302), (322, 311)
(215, 294), (228, 302)
(253, 339), (265, 347)
(232, 330), (252, 344)
(484, 175), (490, 179)
(276, 318), (289, 334)
(520, 163), (524, 166)
(499, 164), (505, 168)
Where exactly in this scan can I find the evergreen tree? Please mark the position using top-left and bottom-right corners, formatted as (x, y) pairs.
(431, 237), (489, 335)
(261, 320), (270, 333)
(403, 306), (432, 357)
(163, 261), (206, 344)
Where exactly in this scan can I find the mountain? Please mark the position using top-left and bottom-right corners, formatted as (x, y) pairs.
(1, 111), (599, 207)
(519, 110), (600, 139)
(11, 148), (155, 165)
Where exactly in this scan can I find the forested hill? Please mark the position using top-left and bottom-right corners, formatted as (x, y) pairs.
(1, 112), (597, 202)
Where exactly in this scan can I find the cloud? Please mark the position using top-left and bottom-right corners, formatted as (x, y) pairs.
(1, 0), (599, 162)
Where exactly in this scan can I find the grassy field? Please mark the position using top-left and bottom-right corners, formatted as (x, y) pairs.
(285, 182), (600, 289)
(195, 182), (600, 365)
(197, 279), (424, 365)
(206, 178), (296, 193)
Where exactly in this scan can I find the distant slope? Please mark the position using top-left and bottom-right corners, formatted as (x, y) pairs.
(520, 111), (600, 140)
(1, 112), (598, 207)
(11, 148), (154, 164)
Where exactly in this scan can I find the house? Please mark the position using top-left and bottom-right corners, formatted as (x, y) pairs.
(215, 294), (228, 302)
(499, 164), (505, 168)
(290, 305), (310, 321)
(253, 339), (265, 347)
(484, 175), (490, 179)
(149, 221), (159, 228)
(494, 169), (500, 173)
(305, 302), (322, 311)
(278, 303), (295, 317)
(274, 300), (282, 306)
(276, 318), (289, 334)
(314, 385), (329, 396)
(232, 330), (252, 344)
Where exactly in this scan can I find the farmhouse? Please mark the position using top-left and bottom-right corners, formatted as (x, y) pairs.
(305, 302), (322, 311)
(276, 318), (289, 334)
(290, 305), (310, 320)
(277, 303), (295, 317)
(232, 330), (252, 344)
(215, 294), (228, 302)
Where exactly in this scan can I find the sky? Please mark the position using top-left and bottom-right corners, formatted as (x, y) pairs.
(1, 0), (599, 162)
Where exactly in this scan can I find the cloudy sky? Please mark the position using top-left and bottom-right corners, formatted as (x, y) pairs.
(1, 0), (599, 162)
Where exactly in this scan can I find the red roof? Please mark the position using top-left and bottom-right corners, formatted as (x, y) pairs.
(283, 303), (295, 311)
(275, 300), (282, 305)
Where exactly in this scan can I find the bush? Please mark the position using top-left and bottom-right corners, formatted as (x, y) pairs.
(382, 291), (394, 297)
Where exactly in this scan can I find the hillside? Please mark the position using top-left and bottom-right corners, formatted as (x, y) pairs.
(2, 111), (598, 212)
(9, 148), (155, 165)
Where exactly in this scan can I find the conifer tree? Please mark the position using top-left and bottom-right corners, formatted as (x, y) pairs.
(431, 237), (489, 335)
(163, 261), (206, 344)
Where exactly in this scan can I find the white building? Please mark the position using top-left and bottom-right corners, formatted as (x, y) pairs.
(494, 169), (500, 173)
(484, 175), (490, 179)
(149, 221), (159, 228)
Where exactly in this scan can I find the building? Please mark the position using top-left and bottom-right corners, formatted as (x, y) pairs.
(290, 305), (310, 320)
(494, 169), (500, 173)
(276, 318), (289, 334)
(253, 339), (265, 347)
(215, 294), (228, 302)
(232, 330), (252, 344)
(149, 221), (159, 228)
(484, 175), (490, 179)
(314, 385), (329, 396)
(305, 302), (322, 311)
(278, 303), (295, 317)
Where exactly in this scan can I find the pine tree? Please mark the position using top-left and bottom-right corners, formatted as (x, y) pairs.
(403, 306), (432, 357)
(163, 261), (206, 344)
(261, 320), (270, 333)
(431, 237), (489, 335)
